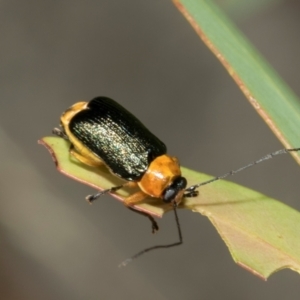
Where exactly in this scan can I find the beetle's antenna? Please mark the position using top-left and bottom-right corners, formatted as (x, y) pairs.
(119, 203), (183, 267)
(86, 185), (125, 203)
(185, 148), (300, 196)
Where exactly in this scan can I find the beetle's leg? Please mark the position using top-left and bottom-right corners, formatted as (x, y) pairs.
(125, 190), (159, 233)
(124, 190), (148, 206)
(86, 185), (125, 203)
(127, 206), (159, 233)
(87, 184), (159, 233)
(184, 189), (199, 198)
(69, 145), (104, 168)
(86, 181), (137, 203)
(52, 127), (68, 140)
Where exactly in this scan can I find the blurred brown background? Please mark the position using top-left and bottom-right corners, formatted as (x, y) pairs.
(1, 1), (300, 299)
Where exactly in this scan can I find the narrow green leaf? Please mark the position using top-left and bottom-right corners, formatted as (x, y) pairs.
(39, 136), (300, 279)
(173, 0), (300, 165)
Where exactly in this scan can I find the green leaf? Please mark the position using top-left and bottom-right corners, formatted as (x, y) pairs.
(39, 136), (300, 279)
(173, 0), (300, 165)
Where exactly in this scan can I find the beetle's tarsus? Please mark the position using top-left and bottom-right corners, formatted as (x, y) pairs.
(52, 127), (68, 140)
(152, 222), (159, 234)
(184, 190), (199, 198)
(86, 185), (124, 203)
(127, 206), (159, 234)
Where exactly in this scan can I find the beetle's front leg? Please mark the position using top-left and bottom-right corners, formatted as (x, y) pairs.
(124, 190), (159, 233)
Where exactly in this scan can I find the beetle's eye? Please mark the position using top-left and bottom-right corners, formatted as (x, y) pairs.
(162, 176), (187, 203)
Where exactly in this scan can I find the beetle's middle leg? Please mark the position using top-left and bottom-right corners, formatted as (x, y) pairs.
(52, 127), (69, 140)
(87, 183), (159, 233)
(86, 181), (136, 203)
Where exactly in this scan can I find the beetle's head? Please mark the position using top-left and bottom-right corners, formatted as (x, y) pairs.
(162, 176), (187, 206)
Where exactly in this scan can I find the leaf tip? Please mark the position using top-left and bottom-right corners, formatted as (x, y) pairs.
(38, 137), (59, 168)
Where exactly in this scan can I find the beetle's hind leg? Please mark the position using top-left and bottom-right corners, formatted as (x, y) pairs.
(69, 145), (105, 168)
(53, 127), (69, 140)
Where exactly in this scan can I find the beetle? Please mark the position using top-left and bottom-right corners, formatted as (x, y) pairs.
(53, 96), (196, 235)
(53, 96), (300, 265)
